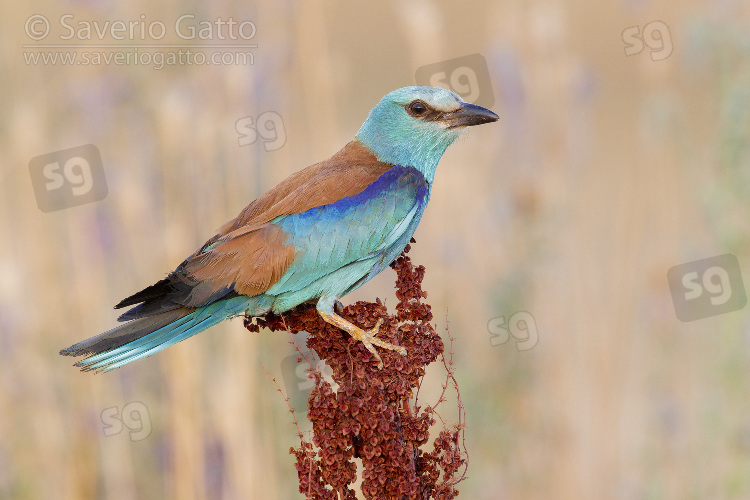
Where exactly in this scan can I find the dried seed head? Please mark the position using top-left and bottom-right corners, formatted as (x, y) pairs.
(249, 241), (466, 499)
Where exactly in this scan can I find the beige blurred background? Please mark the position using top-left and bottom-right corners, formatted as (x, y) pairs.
(3, 0), (750, 498)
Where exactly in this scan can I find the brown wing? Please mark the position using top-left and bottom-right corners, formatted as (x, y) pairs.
(115, 140), (392, 320)
(217, 139), (393, 232)
(182, 223), (295, 300)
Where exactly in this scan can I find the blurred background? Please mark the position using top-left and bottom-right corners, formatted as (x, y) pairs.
(3, 0), (750, 498)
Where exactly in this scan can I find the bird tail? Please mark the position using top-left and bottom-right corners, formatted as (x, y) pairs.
(60, 297), (251, 373)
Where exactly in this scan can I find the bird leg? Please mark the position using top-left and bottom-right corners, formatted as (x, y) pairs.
(318, 310), (407, 369)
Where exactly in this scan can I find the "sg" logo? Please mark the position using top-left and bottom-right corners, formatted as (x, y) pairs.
(415, 53), (495, 109)
(101, 401), (152, 442)
(236, 111), (286, 151)
(487, 311), (539, 351)
(667, 254), (746, 321)
(28, 144), (107, 212)
(622, 21), (673, 61)
(280, 349), (335, 416)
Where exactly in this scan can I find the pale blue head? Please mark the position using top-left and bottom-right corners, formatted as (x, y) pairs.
(355, 86), (498, 183)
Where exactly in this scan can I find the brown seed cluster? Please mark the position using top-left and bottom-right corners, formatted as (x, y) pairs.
(245, 241), (466, 499)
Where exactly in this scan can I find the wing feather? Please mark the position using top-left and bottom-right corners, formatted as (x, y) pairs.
(116, 140), (393, 320)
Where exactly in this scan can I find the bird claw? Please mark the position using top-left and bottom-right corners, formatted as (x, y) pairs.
(318, 311), (407, 370)
(354, 318), (407, 369)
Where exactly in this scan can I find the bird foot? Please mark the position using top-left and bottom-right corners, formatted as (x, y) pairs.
(352, 318), (408, 369)
(318, 311), (407, 369)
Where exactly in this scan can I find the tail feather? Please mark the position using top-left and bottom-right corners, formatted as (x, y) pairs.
(81, 315), (220, 373)
(60, 297), (252, 373)
(59, 308), (191, 357)
(76, 313), (198, 372)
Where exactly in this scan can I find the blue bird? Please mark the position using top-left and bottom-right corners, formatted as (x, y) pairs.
(60, 86), (498, 372)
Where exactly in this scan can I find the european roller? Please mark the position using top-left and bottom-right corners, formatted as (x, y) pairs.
(60, 86), (498, 372)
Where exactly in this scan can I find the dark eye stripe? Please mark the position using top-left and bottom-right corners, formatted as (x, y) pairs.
(405, 100), (447, 121)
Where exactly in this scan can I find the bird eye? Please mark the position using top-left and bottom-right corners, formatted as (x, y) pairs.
(407, 100), (428, 117)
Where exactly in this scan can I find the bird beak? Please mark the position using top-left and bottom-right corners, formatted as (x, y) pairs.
(444, 102), (499, 128)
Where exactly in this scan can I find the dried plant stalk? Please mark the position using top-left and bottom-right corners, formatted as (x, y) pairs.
(246, 241), (466, 499)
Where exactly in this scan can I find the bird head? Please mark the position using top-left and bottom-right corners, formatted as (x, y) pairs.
(355, 86), (498, 183)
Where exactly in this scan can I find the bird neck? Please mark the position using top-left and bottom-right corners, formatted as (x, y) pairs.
(355, 116), (462, 185)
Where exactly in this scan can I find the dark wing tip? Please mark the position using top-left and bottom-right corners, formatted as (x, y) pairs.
(60, 342), (88, 357)
(60, 346), (87, 357)
(115, 277), (175, 309)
